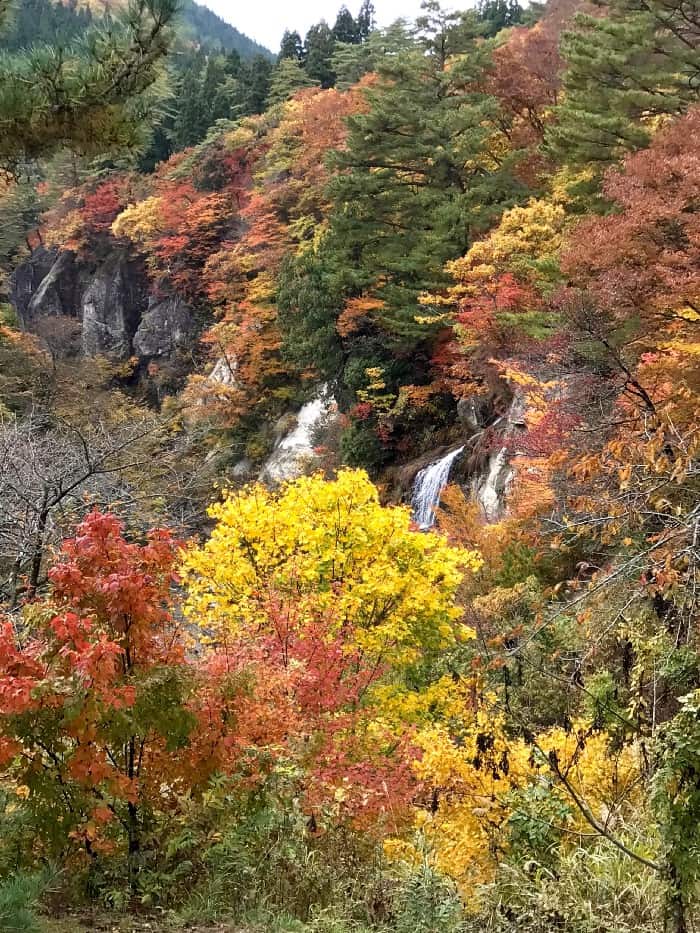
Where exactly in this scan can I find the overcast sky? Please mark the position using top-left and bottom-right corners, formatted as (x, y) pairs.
(201, 0), (429, 53)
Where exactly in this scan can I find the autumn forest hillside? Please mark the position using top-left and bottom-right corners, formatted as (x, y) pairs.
(0, 0), (699, 929)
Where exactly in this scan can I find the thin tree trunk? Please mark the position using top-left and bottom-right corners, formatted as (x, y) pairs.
(27, 492), (49, 598)
(126, 736), (140, 883)
(666, 865), (687, 933)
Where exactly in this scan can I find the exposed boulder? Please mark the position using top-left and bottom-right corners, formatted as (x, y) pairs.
(230, 457), (254, 479)
(206, 355), (238, 389)
(9, 246), (59, 322)
(474, 447), (513, 522)
(456, 396), (490, 432)
(133, 295), (194, 358)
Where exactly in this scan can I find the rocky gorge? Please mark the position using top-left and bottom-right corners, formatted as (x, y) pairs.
(8, 243), (526, 526)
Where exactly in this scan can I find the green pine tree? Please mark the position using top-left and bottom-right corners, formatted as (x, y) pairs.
(278, 28), (304, 62)
(324, 0), (523, 346)
(236, 53), (273, 115)
(356, 0), (375, 41)
(277, 252), (344, 379)
(0, 0), (179, 171)
(548, 0), (700, 167)
(201, 55), (233, 124)
(304, 21), (336, 88)
(477, 0), (523, 37)
(268, 58), (319, 106)
(332, 21), (413, 89)
(170, 52), (204, 150)
(332, 6), (360, 44)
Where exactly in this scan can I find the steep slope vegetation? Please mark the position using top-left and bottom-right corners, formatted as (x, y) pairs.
(2, 0), (700, 929)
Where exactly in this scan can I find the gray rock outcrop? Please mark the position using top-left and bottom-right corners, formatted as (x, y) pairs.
(13, 248), (89, 328)
(206, 354), (238, 389)
(472, 392), (527, 522)
(133, 295), (194, 358)
(10, 247), (59, 321)
(9, 247), (193, 364)
(80, 253), (148, 359)
(457, 396), (490, 432)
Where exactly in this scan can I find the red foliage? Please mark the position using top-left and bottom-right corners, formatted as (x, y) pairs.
(486, 24), (562, 142)
(188, 87), (368, 422)
(148, 182), (234, 298)
(482, 22), (564, 183)
(81, 178), (128, 236)
(432, 274), (547, 399)
(562, 107), (700, 328)
(201, 590), (417, 830)
(0, 511), (416, 853)
(505, 408), (581, 457)
(47, 510), (183, 668)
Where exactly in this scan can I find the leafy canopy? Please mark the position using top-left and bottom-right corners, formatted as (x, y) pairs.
(0, 0), (179, 172)
(182, 468), (481, 665)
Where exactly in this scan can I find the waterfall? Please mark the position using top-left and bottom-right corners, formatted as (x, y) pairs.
(259, 385), (337, 484)
(411, 446), (465, 530)
(277, 395), (328, 452)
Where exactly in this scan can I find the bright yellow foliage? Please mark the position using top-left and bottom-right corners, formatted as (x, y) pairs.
(446, 197), (566, 297)
(182, 469), (482, 664)
(369, 671), (475, 730)
(111, 196), (164, 244)
(406, 712), (532, 894)
(388, 713), (643, 899)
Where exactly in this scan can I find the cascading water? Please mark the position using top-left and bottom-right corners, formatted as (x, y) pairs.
(259, 385), (337, 484)
(411, 446), (465, 530)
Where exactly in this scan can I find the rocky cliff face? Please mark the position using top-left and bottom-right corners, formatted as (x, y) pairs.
(472, 392), (527, 522)
(79, 252), (148, 358)
(133, 295), (194, 359)
(12, 248), (80, 325)
(9, 247), (194, 364)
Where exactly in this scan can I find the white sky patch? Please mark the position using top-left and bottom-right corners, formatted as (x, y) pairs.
(201, 0), (431, 53)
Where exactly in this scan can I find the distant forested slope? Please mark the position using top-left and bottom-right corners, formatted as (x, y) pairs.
(178, 0), (271, 56)
(0, 0), (271, 56)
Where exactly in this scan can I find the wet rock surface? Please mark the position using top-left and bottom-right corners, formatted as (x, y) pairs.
(259, 387), (339, 485)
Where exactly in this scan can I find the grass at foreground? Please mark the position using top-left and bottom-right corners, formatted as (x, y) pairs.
(40, 912), (372, 933)
(42, 916), (256, 933)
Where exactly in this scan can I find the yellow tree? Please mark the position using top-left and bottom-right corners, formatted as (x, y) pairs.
(386, 708), (645, 899)
(182, 469), (481, 666)
(181, 469), (483, 829)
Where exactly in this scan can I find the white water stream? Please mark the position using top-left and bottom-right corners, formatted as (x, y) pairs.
(411, 446), (465, 530)
(259, 386), (337, 484)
